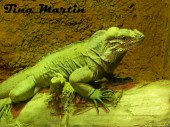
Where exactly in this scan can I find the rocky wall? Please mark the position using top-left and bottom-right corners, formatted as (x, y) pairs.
(0, 0), (169, 82)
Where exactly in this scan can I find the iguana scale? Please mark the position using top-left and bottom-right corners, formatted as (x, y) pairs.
(0, 27), (144, 117)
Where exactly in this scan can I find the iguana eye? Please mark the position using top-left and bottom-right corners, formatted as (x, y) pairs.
(122, 36), (126, 40)
(118, 36), (127, 40)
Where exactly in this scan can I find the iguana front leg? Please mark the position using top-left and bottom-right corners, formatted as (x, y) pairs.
(69, 66), (112, 112)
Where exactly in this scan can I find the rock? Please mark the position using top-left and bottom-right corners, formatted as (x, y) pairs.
(0, 80), (170, 127)
(69, 80), (170, 127)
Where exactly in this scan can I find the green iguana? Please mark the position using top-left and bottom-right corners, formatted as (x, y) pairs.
(0, 27), (144, 117)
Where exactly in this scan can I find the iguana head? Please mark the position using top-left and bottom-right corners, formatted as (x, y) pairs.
(97, 27), (144, 62)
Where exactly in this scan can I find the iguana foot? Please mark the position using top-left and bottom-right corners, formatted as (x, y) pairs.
(0, 98), (12, 119)
(50, 73), (66, 94)
(51, 73), (66, 84)
(89, 89), (113, 113)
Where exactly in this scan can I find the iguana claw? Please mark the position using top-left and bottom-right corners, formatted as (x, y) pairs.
(0, 98), (12, 119)
(89, 89), (113, 113)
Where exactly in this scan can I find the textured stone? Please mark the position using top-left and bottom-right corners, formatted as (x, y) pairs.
(0, 80), (169, 127)
(0, 0), (170, 82)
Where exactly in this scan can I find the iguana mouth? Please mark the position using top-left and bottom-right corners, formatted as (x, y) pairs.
(119, 37), (144, 50)
(108, 38), (143, 52)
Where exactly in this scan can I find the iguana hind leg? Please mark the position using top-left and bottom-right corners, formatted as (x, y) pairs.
(50, 74), (74, 127)
(0, 76), (39, 119)
(9, 76), (39, 103)
(50, 73), (66, 94)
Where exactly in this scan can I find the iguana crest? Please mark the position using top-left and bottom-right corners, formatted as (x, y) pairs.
(0, 26), (144, 121)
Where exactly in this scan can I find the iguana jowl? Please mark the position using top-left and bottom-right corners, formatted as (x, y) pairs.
(0, 27), (144, 114)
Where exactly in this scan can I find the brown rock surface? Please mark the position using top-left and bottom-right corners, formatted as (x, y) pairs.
(0, 0), (170, 82)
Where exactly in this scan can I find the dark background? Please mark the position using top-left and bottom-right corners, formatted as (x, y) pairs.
(0, 0), (169, 82)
